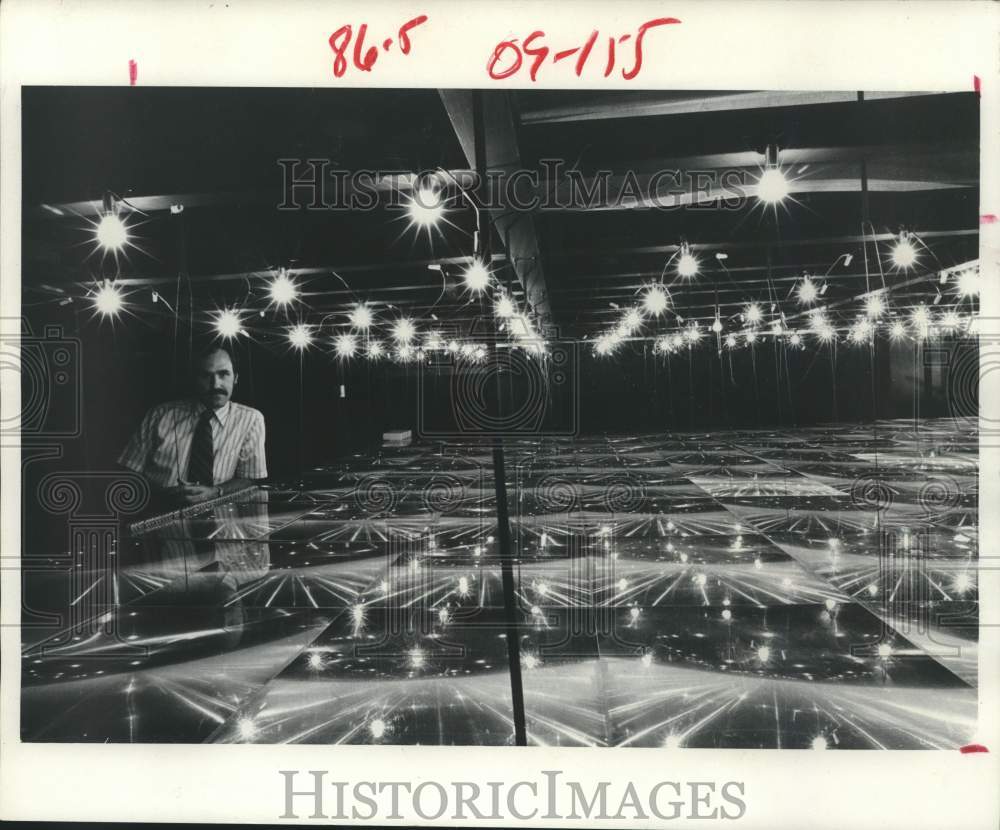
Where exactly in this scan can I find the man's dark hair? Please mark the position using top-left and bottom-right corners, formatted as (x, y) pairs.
(193, 343), (239, 375)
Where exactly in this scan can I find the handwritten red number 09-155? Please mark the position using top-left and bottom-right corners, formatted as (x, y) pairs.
(487, 17), (680, 82)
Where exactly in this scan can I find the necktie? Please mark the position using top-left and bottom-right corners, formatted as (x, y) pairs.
(187, 408), (215, 485)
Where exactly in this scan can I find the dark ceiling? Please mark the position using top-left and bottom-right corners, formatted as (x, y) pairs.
(21, 87), (979, 340)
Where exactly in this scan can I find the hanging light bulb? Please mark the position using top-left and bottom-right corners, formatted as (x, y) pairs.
(796, 276), (818, 305)
(746, 330), (758, 344)
(889, 320), (907, 340)
(334, 333), (357, 359)
(789, 332), (802, 346)
(367, 340), (385, 360)
(93, 281), (124, 317)
(392, 318), (416, 343)
(941, 310), (962, 331)
(214, 309), (243, 339)
(676, 244), (699, 278)
(95, 212), (128, 251)
(755, 167), (789, 205)
(495, 294), (515, 318)
(711, 317), (723, 333)
(891, 232), (918, 270)
(623, 308), (643, 332)
(745, 303), (763, 325)
(643, 285), (669, 315)
(957, 269), (980, 297)
(287, 324), (312, 350)
(865, 293), (885, 318)
(463, 259), (491, 293)
(407, 185), (444, 227)
(268, 270), (298, 306)
(349, 303), (373, 329)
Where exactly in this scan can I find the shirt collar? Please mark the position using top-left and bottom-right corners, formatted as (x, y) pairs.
(196, 399), (232, 426)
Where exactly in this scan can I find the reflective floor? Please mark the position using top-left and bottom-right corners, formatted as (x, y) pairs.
(22, 417), (979, 747)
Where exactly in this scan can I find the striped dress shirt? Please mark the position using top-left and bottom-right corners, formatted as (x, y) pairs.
(119, 399), (267, 489)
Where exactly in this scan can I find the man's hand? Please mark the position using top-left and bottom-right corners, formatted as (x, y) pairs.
(164, 478), (218, 505)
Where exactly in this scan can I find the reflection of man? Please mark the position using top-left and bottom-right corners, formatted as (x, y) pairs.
(119, 345), (267, 506)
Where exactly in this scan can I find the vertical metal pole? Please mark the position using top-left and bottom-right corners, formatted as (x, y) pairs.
(473, 91), (527, 745)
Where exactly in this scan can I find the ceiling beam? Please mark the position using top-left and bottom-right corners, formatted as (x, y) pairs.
(438, 90), (553, 329)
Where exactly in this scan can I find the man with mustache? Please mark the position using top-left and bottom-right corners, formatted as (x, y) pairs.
(119, 345), (267, 506)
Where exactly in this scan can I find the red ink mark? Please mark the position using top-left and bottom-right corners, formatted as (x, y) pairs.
(622, 17), (681, 81)
(960, 744), (989, 754)
(487, 38), (523, 80)
(128, 59), (137, 86)
(353, 23), (378, 72)
(398, 14), (428, 54)
(523, 30), (549, 82)
(488, 18), (679, 83)
(575, 30), (598, 77)
(328, 14), (427, 76)
(974, 75), (981, 97)
(981, 214), (998, 224)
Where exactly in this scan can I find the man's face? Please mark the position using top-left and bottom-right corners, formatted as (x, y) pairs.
(195, 350), (236, 409)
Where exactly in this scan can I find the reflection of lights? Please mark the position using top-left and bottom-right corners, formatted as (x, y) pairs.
(307, 652), (324, 670)
(531, 605), (542, 617)
(409, 648), (426, 668)
(534, 581), (549, 596)
(641, 652), (653, 668)
(94, 282), (124, 317)
(288, 324), (312, 350)
(379, 579), (390, 594)
(237, 718), (258, 740)
(796, 277), (818, 305)
(350, 304), (373, 329)
(677, 246), (699, 278)
(407, 186), (444, 227)
(521, 653), (540, 670)
(630, 607), (641, 621)
(438, 607), (450, 625)
(643, 285), (669, 315)
(268, 271), (298, 306)
(867, 583), (879, 597)
(335, 333), (357, 359)
(214, 309), (243, 339)
(351, 603), (367, 632)
(393, 318), (416, 343)
(722, 609), (732, 621)
(369, 719), (387, 739)
(825, 599), (838, 612)
(745, 303), (762, 324)
(457, 576), (470, 596)
(96, 212), (128, 250)
(891, 234), (918, 269)
(495, 295), (515, 318)
(812, 736), (828, 751)
(953, 573), (973, 593)
(617, 578), (629, 592)
(694, 573), (707, 587)
(757, 646), (771, 662)
(463, 259), (491, 293)
(877, 643), (893, 659)
(663, 733), (683, 749)
(756, 167), (789, 204)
